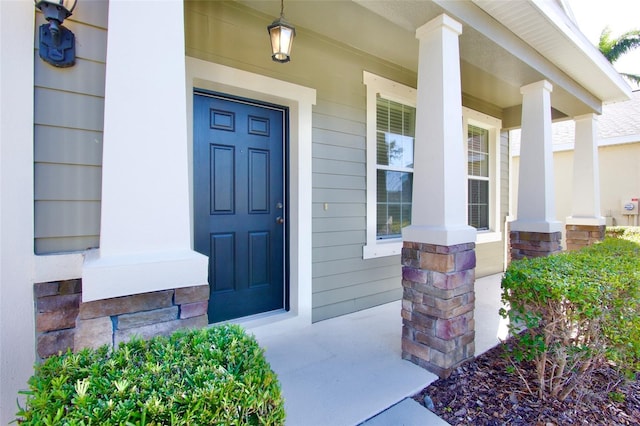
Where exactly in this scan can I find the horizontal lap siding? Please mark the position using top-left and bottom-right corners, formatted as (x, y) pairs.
(296, 22), (415, 320)
(311, 97), (404, 322)
(34, 2), (108, 254)
(475, 241), (504, 277)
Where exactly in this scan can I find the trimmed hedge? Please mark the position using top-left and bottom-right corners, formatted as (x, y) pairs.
(501, 232), (640, 400)
(16, 324), (285, 425)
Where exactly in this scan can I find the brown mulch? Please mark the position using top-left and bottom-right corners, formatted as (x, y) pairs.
(413, 339), (640, 425)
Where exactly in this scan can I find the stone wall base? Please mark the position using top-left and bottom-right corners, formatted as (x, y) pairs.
(35, 280), (209, 359)
(510, 231), (562, 261)
(565, 224), (605, 251)
(401, 241), (476, 379)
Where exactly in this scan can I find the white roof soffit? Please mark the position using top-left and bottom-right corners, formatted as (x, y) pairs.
(469, 0), (631, 104)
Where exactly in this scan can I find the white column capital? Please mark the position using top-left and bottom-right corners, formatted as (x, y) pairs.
(416, 13), (462, 40)
(520, 80), (553, 95)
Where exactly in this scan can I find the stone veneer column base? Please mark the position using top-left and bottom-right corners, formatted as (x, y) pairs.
(565, 224), (605, 251)
(34, 280), (209, 359)
(510, 231), (562, 261)
(401, 241), (476, 379)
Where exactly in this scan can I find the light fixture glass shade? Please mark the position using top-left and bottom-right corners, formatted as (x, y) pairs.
(268, 17), (295, 63)
(35, 0), (78, 23)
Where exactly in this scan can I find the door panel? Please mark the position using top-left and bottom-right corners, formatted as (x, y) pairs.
(194, 93), (286, 323)
(210, 145), (235, 214)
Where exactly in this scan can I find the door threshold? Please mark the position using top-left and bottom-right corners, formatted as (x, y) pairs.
(208, 308), (292, 329)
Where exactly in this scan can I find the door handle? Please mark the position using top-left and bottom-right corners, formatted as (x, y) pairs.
(276, 216), (285, 224)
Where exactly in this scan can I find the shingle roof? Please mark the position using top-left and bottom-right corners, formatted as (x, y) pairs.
(599, 90), (640, 139)
(511, 90), (640, 155)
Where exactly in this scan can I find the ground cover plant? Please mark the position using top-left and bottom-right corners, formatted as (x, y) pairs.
(15, 324), (285, 425)
(416, 228), (640, 424)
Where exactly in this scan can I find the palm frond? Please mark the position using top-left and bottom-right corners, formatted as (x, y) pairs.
(620, 72), (640, 85)
(606, 30), (640, 64)
(598, 26), (616, 61)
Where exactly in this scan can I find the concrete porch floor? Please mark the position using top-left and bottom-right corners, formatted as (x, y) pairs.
(245, 273), (508, 426)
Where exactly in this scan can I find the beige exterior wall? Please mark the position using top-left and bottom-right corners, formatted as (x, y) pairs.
(512, 140), (640, 246)
(599, 143), (640, 225)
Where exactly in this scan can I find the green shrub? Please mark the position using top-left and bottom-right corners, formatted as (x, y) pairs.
(501, 236), (640, 401)
(15, 324), (285, 425)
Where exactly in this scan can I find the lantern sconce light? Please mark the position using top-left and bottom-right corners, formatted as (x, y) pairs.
(35, 0), (78, 67)
(267, 0), (295, 63)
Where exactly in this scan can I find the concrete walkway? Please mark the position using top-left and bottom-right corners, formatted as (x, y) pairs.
(245, 273), (507, 426)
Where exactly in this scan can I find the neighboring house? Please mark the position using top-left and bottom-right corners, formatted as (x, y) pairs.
(0, 0), (631, 421)
(512, 90), (640, 237)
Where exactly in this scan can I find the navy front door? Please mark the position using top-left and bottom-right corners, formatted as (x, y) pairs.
(194, 92), (286, 323)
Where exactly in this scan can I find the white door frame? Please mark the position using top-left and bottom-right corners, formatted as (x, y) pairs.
(186, 57), (316, 323)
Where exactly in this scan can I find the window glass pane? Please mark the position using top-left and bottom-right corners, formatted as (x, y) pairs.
(376, 132), (389, 166)
(376, 98), (415, 169)
(377, 170), (412, 239)
(403, 108), (416, 137)
(384, 134), (414, 169)
(467, 125), (489, 177)
(468, 179), (489, 230)
(389, 103), (404, 135)
(468, 152), (488, 177)
(376, 99), (389, 132)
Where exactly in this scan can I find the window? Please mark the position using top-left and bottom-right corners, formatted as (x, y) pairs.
(363, 72), (416, 259)
(468, 125), (489, 230)
(376, 99), (415, 239)
(463, 108), (502, 243)
(363, 72), (502, 259)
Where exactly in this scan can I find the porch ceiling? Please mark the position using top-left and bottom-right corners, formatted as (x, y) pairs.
(238, 0), (631, 127)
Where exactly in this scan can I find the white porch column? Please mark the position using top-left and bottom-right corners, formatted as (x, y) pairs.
(82, 0), (207, 302)
(565, 113), (605, 251)
(567, 114), (604, 225)
(1, 1), (36, 421)
(402, 14), (476, 246)
(511, 81), (562, 233)
(401, 14), (476, 379)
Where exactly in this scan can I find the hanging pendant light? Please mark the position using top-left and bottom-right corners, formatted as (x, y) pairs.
(267, 0), (296, 63)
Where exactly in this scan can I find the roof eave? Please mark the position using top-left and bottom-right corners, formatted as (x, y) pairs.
(528, 0), (632, 103)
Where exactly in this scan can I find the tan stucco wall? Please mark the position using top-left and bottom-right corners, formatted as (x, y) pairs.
(512, 141), (640, 245)
(599, 143), (640, 225)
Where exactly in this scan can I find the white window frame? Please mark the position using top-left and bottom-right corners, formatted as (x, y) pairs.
(362, 72), (502, 259)
(463, 107), (502, 244)
(363, 71), (416, 259)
